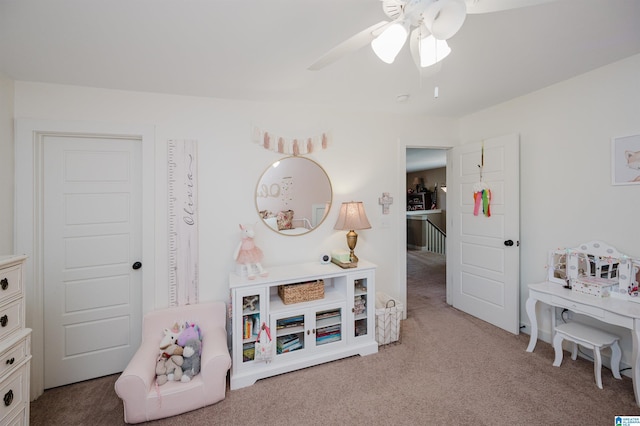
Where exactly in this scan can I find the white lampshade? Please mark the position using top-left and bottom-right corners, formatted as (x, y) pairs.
(334, 202), (371, 231)
(371, 21), (409, 64)
(423, 0), (467, 40)
(418, 35), (451, 67)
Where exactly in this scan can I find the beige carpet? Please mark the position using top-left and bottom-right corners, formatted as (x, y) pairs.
(30, 250), (640, 425)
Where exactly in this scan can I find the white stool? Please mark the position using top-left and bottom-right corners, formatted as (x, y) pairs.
(553, 321), (622, 389)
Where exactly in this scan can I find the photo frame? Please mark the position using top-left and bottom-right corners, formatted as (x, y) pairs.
(611, 134), (640, 185)
(548, 250), (567, 284)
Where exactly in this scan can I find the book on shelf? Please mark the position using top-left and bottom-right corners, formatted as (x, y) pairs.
(316, 324), (341, 335)
(277, 341), (303, 354)
(243, 342), (255, 361)
(243, 316), (253, 339)
(316, 330), (341, 339)
(316, 334), (341, 344)
(277, 334), (299, 346)
(316, 310), (341, 320)
(277, 315), (305, 329)
(276, 334), (304, 353)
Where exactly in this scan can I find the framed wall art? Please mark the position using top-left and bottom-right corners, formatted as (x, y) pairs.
(611, 133), (640, 185)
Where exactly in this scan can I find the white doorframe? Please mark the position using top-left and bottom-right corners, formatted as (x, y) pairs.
(396, 139), (455, 315)
(15, 119), (156, 400)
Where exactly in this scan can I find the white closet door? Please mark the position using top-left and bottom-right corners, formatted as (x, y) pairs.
(43, 134), (142, 388)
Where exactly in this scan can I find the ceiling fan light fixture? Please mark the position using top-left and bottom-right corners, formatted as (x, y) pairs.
(419, 35), (451, 67)
(423, 0), (467, 40)
(371, 21), (409, 64)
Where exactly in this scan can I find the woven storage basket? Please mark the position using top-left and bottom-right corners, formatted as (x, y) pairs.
(278, 279), (324, 304)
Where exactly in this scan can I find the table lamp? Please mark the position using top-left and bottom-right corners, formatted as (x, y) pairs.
(333, 201), (371, 266)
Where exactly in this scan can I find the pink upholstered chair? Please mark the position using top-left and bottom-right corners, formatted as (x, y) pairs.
(115, 301), (231, 424)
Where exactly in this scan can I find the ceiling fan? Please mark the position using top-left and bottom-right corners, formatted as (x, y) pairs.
(308, 0), (555, 71)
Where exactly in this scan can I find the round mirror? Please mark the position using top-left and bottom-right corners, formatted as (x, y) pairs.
(256, 156), (332, 236)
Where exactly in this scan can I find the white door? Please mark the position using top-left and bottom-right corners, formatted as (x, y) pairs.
(448, 134), (520, 334)
(43, 135), (142, 388)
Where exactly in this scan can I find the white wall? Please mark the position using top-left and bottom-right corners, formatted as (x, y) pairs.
(13, 53), (640, 371)
(0, 73), (14, 255)
(459, 53), (640, 365)
(13, 82), (459, 308)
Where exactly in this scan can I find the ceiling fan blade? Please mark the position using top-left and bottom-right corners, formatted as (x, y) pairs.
(465, 0), (556, 14)
(308, 20), (390, 71)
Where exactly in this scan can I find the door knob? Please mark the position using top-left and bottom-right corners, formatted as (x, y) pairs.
(504, 240), (514, 246)
(132, 262), (142, 270)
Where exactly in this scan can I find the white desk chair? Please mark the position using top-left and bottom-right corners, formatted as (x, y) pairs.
(553, 321), (622, 389)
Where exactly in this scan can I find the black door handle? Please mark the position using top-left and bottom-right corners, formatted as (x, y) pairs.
(132, 262), (142, 270)
(504, 240), (514, 246)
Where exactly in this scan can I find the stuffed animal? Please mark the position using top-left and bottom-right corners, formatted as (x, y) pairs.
(177, 322), (201, 349)
(233, 223), (268, 279)
(180, 338), (202, 382)
(159, 322), (185, 350)
(155, 344), (184, 385)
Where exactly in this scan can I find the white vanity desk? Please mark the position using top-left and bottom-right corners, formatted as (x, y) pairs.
(526, 241), (640, 407)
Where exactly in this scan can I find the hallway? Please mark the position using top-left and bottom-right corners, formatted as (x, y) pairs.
(406, 249), (445, 315)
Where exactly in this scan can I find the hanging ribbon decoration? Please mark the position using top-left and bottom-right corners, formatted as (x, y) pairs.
(473, 142), (491, 217)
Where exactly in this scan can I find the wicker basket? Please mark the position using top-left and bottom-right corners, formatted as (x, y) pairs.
(278, 280), (324, 304)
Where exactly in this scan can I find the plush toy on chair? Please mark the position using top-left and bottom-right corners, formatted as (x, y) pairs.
(114, 302), (231, 424)
(177, 322), (202, 383)
(155, 344), (183, 385)
(180, 338), (202, 382)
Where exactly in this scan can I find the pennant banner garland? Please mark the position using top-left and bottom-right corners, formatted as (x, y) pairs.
(252, 126), (331, 155)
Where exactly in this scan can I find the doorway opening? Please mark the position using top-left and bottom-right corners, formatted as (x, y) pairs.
(405, 148), (447, 313)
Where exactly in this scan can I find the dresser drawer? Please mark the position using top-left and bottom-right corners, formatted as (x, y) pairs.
(5, 406), (27, 426)
(0, 301), (24, 342)
(0, 334), (29, 379)
(0, 265), (22, 306)
(0, 363), (29, 424)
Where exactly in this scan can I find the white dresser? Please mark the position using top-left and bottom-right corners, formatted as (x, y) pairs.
(0, 255), (31, 425)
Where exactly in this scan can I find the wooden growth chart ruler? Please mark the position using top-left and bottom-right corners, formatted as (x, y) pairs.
(168, 139), (199, 306)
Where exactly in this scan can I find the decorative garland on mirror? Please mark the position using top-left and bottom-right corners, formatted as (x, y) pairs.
(252, 126), (331, 156)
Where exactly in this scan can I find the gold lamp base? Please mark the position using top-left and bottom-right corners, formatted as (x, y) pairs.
(330, 230), (360, 269)
(346, 229), (359, 264)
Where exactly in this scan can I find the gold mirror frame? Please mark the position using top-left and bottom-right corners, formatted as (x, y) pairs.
(255, 156), (332, 236)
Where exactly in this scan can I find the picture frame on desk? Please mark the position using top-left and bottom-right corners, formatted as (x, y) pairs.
(548, 250), (568, 285)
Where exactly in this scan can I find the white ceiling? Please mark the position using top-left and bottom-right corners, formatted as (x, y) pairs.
(406, 148), (447, 172)
(1, 0), (639, 118)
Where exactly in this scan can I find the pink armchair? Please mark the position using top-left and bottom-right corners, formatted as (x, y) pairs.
(115, 301), (231, 424)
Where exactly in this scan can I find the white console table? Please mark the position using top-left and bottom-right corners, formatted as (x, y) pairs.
(229, 260), (378, 390)
(526, 281), (640, 406)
